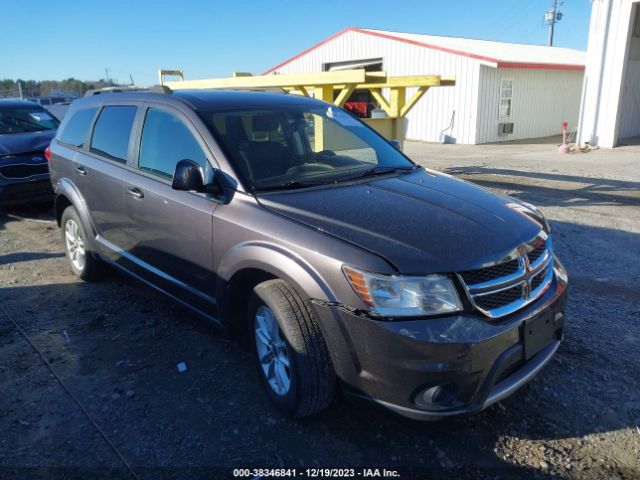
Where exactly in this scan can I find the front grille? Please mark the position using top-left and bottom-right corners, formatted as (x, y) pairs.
(531, 265), (549, 291)
(458, 235), (553, 319)
(460, 258), (519, 286)
(475, 285), (523, 311)
(527, 240), (546, 265)
(0, 163), (49, 179)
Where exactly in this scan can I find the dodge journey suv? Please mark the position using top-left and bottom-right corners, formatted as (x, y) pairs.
(48, 89), (567, 419)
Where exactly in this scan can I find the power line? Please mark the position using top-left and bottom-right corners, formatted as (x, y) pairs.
(499, 0), (544, 39)
(492, 1), (534, 33)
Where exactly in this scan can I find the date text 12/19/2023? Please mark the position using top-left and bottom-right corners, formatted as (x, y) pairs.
(232, 468), (401, 478)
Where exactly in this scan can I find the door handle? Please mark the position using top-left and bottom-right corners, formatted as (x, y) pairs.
(126, 187), (144, 199)
(75, 166), (87, 175)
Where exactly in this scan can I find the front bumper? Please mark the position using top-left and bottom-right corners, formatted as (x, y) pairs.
(0, 178), (53, 207)
(312, 259), (568, 419)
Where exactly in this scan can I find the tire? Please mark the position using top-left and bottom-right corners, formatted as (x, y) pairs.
(61, 206), (101, 281)
(250, 279), (335, 418)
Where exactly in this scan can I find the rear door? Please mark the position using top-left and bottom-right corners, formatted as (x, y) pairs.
(72, 104), (139, 252)
(123, 105), (217, 315)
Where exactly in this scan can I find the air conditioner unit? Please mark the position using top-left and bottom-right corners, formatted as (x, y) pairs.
(498, 122), (514, 135)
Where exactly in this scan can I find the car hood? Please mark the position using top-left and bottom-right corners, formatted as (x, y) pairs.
(0, 130), (56, 157)
(257, 169), (545, 274)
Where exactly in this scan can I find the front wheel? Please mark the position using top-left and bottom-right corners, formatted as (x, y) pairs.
(250, 279), (335, 418)
(61, 206), (101, 281)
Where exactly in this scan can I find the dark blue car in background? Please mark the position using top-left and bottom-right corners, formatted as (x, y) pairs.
(0, 100), (59, 206)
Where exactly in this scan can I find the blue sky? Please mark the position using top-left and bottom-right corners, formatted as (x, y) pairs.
(3, 0), (592, 85)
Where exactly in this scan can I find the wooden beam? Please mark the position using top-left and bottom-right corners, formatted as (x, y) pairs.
(334, 85), (355, 107)
(158, 69), (184, 85)
(284, 86), (311, 96)
(165, 69), (373, 90)
(389, 88), (406, 142)
(298, 86), (310, 97)
(369, 88), (393, 117)
(400, 86), (430, 117)
(314, 85), (334, 151)
(332, 75), (448, 90)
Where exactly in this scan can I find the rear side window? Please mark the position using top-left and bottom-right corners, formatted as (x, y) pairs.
(90, 106), (137, 162)
(138, 108), (207, 179)
(58, 108), (98, 147)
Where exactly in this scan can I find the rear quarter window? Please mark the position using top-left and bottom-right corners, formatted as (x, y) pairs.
(58, 107), (98, 147)
(90, 106), (137, 163)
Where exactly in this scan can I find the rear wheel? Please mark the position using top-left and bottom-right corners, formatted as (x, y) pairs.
(61, 206), (101, 281)
(250, 279), (335, 418)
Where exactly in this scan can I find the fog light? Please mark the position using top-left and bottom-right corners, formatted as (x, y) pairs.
(416, 383), (457, 408)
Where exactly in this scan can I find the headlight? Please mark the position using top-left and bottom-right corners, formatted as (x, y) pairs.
(343, 265), (463, 317)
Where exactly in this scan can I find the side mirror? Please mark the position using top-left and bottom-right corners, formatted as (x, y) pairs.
(172, 159), (224, 196)
(390, 139), (401, 150)
(172, 159), (204, 191)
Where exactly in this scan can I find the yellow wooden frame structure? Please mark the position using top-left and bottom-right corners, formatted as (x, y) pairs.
(158, 69), (455, 149)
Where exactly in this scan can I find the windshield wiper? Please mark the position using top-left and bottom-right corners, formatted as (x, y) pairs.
(342, 165), (417, 181)
(253, 165), (418, 192)
(253, 179), (335, 192)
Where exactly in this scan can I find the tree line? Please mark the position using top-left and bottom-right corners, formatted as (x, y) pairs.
(0, 78), (118, 98)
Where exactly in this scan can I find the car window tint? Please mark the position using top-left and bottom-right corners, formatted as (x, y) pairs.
(139, 108), (207, 179)
(58, 107), (98, 147)
(0, 106), (59, 135)
(90, 106), (137, 162)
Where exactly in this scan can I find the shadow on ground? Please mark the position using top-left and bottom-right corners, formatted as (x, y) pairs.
(444, 166), (640, 208)
(1, 215), (638, 479)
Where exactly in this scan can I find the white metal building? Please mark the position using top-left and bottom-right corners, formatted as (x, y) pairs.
(265, 28), (586, 144)
(578, 0), (640, 147)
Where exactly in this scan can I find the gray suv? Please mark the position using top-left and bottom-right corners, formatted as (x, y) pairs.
(49, 89), (568, 419)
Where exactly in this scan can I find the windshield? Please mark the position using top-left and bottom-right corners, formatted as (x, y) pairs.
(200, 104), (414, 191)
(0, 105), (59, 134)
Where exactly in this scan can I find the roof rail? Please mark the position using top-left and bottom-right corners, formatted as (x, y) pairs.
(83, 85), (172, 97)
(84, 86), (142, 96)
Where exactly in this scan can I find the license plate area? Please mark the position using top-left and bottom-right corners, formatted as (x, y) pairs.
(523, 311), (554, 359)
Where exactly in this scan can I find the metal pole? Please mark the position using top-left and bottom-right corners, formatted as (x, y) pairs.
(18, 81), (23, 99)
(548, 0), (558, 46)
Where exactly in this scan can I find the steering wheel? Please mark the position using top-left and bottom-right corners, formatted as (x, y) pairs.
(315, 150), (336, 158)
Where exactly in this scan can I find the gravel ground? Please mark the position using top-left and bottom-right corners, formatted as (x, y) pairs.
(1, 139), (639, 479)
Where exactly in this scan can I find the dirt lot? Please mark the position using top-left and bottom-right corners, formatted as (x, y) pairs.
(1, 139), (639, 479)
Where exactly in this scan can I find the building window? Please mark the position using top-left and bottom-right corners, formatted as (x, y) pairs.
(499, 78), (513, 118)
(323, 58), (383, 72)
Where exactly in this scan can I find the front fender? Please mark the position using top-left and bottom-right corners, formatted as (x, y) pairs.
(54, 177), (97, 250)
(216, 240), (338, 303)
(216, 241), (362, 380)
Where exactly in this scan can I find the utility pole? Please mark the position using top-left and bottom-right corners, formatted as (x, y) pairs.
(545, 0), (563, 46)
(17, 80), (23, 99)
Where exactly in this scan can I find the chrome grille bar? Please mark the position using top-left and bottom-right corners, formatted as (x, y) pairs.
(458, 234), (554, 319)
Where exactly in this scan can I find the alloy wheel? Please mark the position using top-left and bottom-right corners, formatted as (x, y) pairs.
(255, 305), (291, 396)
